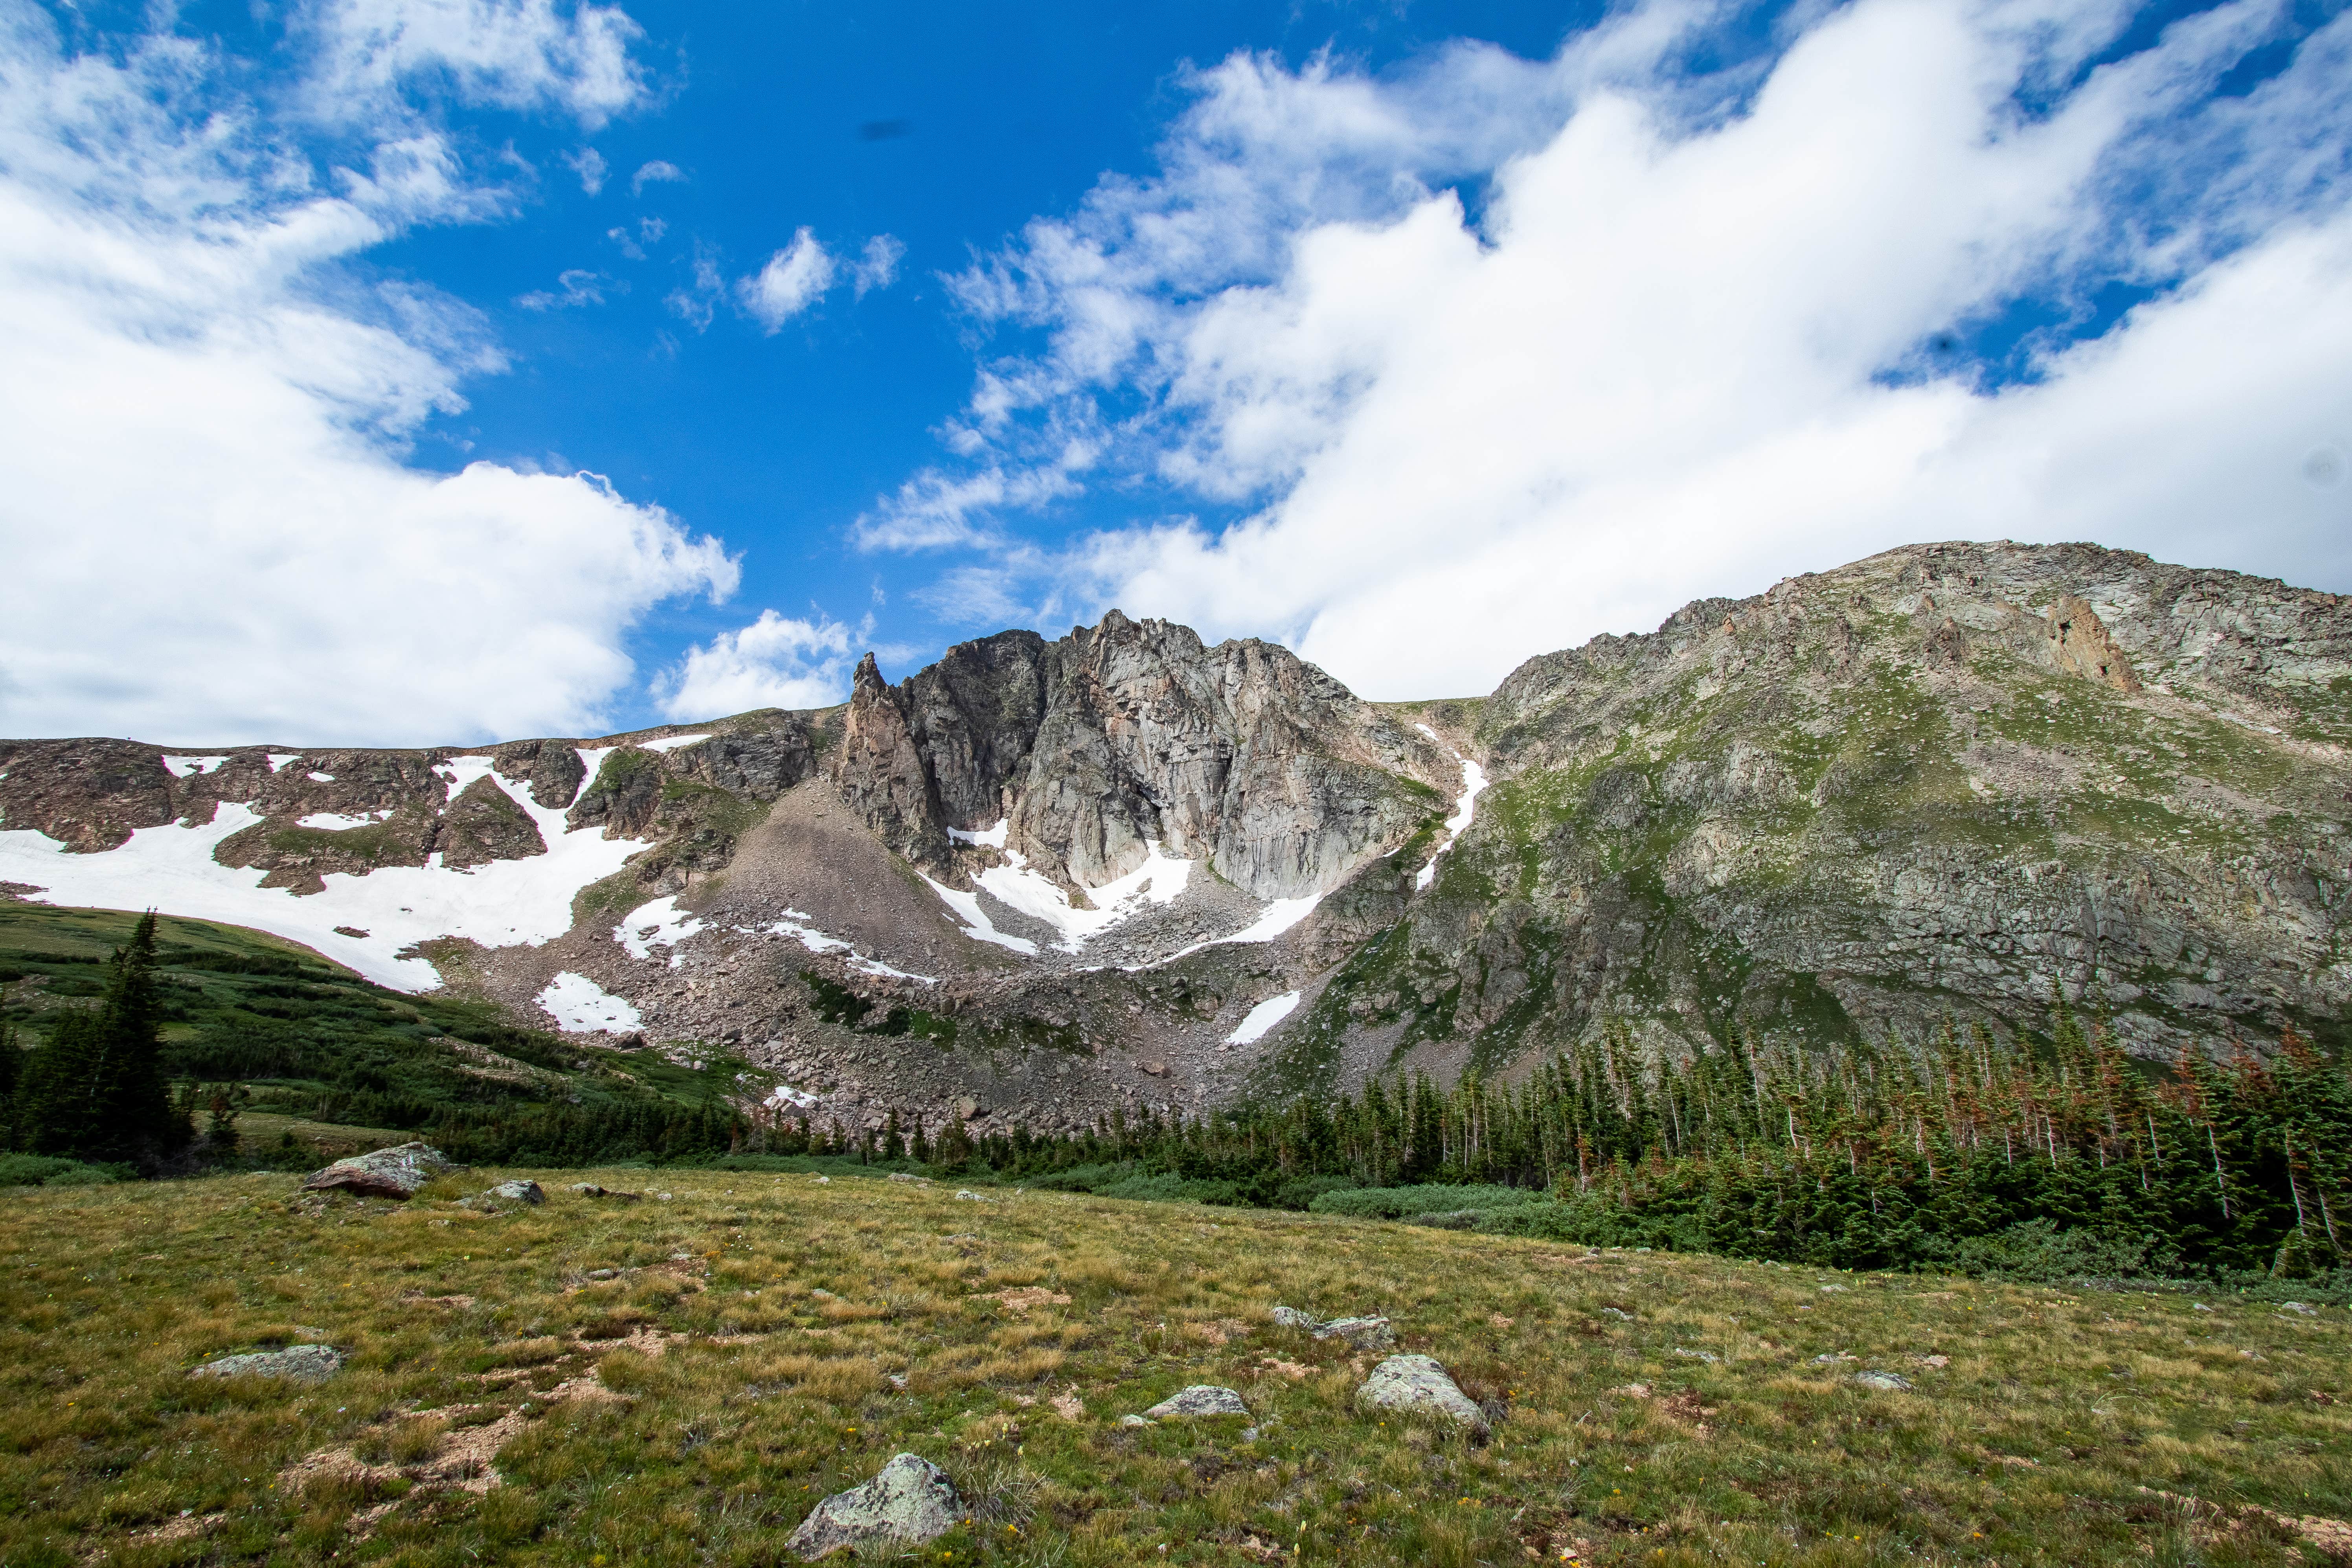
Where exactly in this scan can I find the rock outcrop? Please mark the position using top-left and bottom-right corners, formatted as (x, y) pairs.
(832, 611), (1454, 899)
(189, 1345), (344, 1381)
(301, 1142), (459, 1199)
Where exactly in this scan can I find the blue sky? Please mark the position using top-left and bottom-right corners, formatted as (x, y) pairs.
(2, 0), (2348, 743)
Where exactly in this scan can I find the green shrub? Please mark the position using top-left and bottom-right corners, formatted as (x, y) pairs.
(1307, 1183), (1545, 1219)
(0, 1154), (126, 1188)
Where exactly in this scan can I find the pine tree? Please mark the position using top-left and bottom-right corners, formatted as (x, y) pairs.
(17, 913), (190, 1167)
(0, 1018), (22, 1151)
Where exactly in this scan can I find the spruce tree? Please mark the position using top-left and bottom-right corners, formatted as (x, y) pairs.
(0, 1018), (21, 1151)
(17, 913), (189, 1167)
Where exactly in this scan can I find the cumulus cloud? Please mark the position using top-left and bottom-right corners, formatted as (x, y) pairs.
(853, 233), (904, 297)
(303, 0), (648, 126)
(656, 610), (859, 717)
(0, 0), (737, 745)
(630, 157), (685, 194)
(738, 228), (836, 330)
(566, 145), (607, 193)
(880, 0), (2352, 699)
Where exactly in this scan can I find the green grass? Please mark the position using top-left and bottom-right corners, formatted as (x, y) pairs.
(3, 1169), (2345, 1567)
(1, 903), (766, 1163)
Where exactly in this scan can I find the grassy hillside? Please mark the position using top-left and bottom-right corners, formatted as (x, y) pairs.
(2, 1169), (2344, 1567)
(0, 904), (757, 1165)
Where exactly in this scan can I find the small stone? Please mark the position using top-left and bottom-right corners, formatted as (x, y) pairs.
(1853, 1371), (1913, 1391)
(1143, 1385), (1249, 1419)
(1268, 1304), (1394, 1350)
(1321, 1316), (1396, 1351)
(783, 1453), (961, 1559)
(1117, 1414), (1156, 1428)
(484, 1180), (544, 1205)
(1356, 1354), (1489, 1437)
(586, 1268), (618, 1281)
(189, 1345), (344, 1382)
(954, 1190), (989, 1202)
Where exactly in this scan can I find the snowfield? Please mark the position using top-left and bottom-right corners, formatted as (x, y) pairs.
(0, 747), (649, 991)
(1226, 991), (1301, 1044)
(537, 970), (642, 1034)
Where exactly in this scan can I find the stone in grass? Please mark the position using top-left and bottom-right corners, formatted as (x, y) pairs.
(189, 1345), (344, 1382)
(1270, 1304), (1395, 1351)
(1356, 1355), (1490, 1438)
(301, 1142), (459, 1200)
(482, 1180), (544, 1205)
(1852, 1370), (1913, 1391)
(784, 1453), (961, 1559)
(1143, 1386), (1250, 1419)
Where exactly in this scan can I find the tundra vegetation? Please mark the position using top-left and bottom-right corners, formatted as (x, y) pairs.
(2, 1166), (2346, 1567)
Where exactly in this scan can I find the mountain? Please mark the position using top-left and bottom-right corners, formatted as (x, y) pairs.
(3, 540), (2346, 1139)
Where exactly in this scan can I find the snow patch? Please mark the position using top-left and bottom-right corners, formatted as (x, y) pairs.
(307, 770), (336, 783)
(297, 811), (391, 831)
(761, 909), (937, 983)
(764, 1083), (821, 1110)
(921, 873), (1039, 956)
(164, 756), (228, 778)
(1415, 750), (1488, 892)
(1226, 991), (1301, 1044)
(537, 971), (641, 1034)
(1220, 894), (1322, 945)
(971, 840), (1191, 954)
(0, 747), (654, 991)
(267, 754), (301, 772)
(638, 733), (712, 754)
(615, 896), (705, 965)
(432, 755), (500, 800)
(948, 819), (1009, 849)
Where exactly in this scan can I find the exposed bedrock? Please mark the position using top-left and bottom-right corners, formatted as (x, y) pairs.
(831, 609), (1457, 900)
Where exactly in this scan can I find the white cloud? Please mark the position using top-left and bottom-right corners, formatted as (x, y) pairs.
(0, 0), (737, 745)
(303, 0), (648, 126)
(853, 233), (904, 296)
(656, 610), (858, 717)
(566, 145), (607, 193)
(853, 462), (1082, 553)
(516, 267), (613, 309)
(738, 227), (836, 331)
(630, 157), (685, 194)
(886, 0), (2352, 699)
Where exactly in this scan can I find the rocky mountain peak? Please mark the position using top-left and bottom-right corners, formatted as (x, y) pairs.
(833, 613), (1453, 902)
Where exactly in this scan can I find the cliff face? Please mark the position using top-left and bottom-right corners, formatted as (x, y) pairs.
(1283, 540), (2352, 1095)
(832, 610), (1455, 900)
(3, 540), (2348, 1141)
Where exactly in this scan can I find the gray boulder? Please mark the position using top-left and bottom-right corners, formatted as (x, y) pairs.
(1852, 1370), (1913, 1392)
(1142, 1385), (1249, 1419)
(1356, 1354), (1489, 1437)
(483, 1180), (545, 1205)
(301, 1142), (459, 1199)
(785, 1453), (961, 1559)
(1270, 1304), (1395, 1351)
(189, 1345), (344, 1382)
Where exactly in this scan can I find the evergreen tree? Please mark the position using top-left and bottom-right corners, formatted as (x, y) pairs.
(17, 913), (191, 1167)
(0, 1018), (21, 1151)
